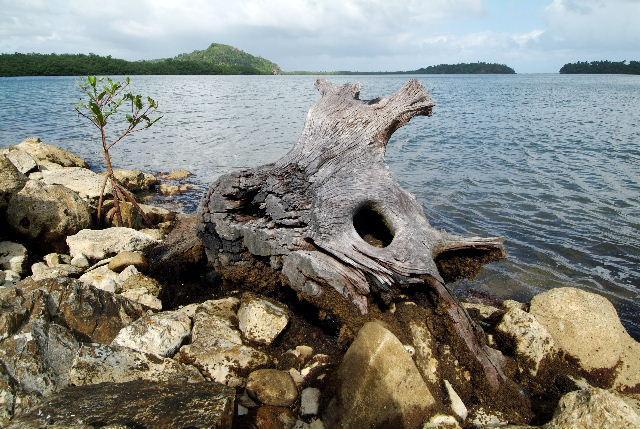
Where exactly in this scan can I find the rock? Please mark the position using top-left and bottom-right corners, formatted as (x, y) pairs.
(15, 137), (88, 168)
(31, 262), (83, 281)
(147, 214), (205, 278)
(1, 270), (21, 287)
(69, 343), (203, 386)
(108, 251), (148, 273)
(6, 379), (235, 429)
(159, 183), (194, 196)
(120, 287), (163, 310)
(70, 253), (90, 269)
(120, 272), (163, 296)
(139, 203), (175, 223)
(39, 166), (112, 200)
(406, 318), (439, 384)
(67, 227), (158, 260)
(43, 252), (71, 267)
(462, 301), (501, 322)
(0, 154), (27, 210)
(614, 337), (640, 393)
(0, 148), (37, 174)
(545, 387), (640, 429)
(111, 310), (191, 357)
(7, 180), (92, 243)
(78, 265), (119, 292)
(444, 380), (468, 422)
(117, 264), (139, 283)
(0, 370), (14, 426)
(0, 241), (27, 275)
(503, 299), (527, 311)
(177, 299), (270, 387)
(324, 321), (436, 429)
(112, 169), (159, 191)
(300, 387), (321, 416)
(496, 307), (556, 376)
(294, 418), (326, 429)
(34, 159), (64, 171)
(256, 405), (297, 429)
(163, 169), (193, 180)
(423, 415), (461, 429)
(530, 287), (627, 372)
(140, 228), (166, 241)
(238, 293), (289, 345)
(246, 369), (298, 406)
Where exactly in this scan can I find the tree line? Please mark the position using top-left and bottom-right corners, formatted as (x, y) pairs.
(559, 60), (640, 74)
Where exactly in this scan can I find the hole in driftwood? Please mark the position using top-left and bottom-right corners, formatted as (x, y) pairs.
(353, 202), (394, 248)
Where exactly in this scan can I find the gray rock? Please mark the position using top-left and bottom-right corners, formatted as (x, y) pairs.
(0, 241), (27, 275)
(545, 387), (640, 429)
(324, 321), (436, 429)
(238, 293), (289, 345)
(246, 369), (298, 406)
(111, 310), (191, 357)
(15, 137), (88, 168)
(39, 166), (112, 200)
(69, 343), (203, 386)
(0, 154), (27, 210)
(6, 379), (235, 429)
(31, 262), (83, 281)
(0, 148), (37, 174)
(7, 180), (92, 243)
(66, 227), (158, 260)
(70, 253), (90, 269)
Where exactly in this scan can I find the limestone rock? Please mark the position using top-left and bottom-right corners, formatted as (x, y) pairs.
(530, 287), (627, 372)
(70, 253), (90, 269)
(614, 337), (640, 393)
(69, 343), (203, 386)
(31, 262), (83, 281)
(246, 369), (298, 406)
(0, 241), (27, 275)
(496, 307), (556, 375)
(108, 251), (148, 273)
(324, 321), (436, 429)
(6, 379), (235, 429)
(159, 183), (194, 195)
(39, 167), (112, 200)
(0, 154), (27, 210)
(7, 180), (92, 243)
(238, 293), (289, 345)
(66, 227), (158, 260)
(15, 137), (88, 168)
(139, 203), (175, 223)
(0, 148), (37, 174)
(163, 169), (193, 180)
(112, 310), (191, 357)
(545, 387), (640, 429)
(300, 387), (321, 417)
(423, 415), (461, 429)
(79, 265), (119, 292)
(43, 252), (71, 267)
(120, 287), (163, 310)
(406, 319), (439, 384)
(177, 299), (269, 387)
(112, 169), (158, 191)
(120, 272), (162, 296)
(0, 370), (14, 426)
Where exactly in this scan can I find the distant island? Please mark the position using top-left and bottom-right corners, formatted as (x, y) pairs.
(560, 60), (640, 74)
(0, 43), (281, 76)
(287, 62), (516, 75)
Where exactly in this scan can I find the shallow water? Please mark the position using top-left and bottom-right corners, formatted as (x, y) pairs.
(1, 74), (639, 337)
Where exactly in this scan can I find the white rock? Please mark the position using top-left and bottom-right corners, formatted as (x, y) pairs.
(43, 252), (71, 267)
(15, 137), (88, 168)
(1, 148), (37, 174)
(79, 265), (119, 292)
(31, 262), (82, 281)
(66, 227), (158, 260)
(423, 414), (461, 429)
(39, 167), (112, 200)
(237, 294), (289, 345)
(120, 288), (162, 310)
(117, 265), (139, 284)
(444, 380), (468, 422)
(70, 253), (90, 269)
(112, 310), (191, 357)
(0, 241), (27, 275)
(300, 387), (321, 417)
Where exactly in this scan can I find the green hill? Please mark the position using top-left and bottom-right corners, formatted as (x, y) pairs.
(175, 43), (281, 75)
(286, 62), (516, 75)
(559, 60), (640, 74)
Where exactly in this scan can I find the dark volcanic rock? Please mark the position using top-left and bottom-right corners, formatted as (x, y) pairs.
(8, 379), (235, 428)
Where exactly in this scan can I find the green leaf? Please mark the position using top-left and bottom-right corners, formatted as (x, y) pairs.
(88, 75), (97, 87)
(89, 102), (105, 126)
(134, 95), (143, 110)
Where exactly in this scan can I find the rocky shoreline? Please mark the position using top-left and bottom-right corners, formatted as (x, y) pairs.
(1, 138), (639, 429)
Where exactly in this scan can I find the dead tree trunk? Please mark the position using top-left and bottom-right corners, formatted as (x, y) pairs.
(200, 79), (509, 390)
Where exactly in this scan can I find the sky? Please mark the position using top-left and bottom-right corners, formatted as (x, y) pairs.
(1, 0), (639, 73)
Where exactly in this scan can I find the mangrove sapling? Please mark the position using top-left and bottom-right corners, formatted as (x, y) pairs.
(76, 75), (161, 226)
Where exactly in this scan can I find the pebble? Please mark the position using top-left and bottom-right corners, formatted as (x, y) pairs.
(246, 369), (298, 407)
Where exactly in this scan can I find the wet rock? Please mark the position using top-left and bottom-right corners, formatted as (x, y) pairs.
(112, 169), (159, 192)
(255, 405), (297, 429)
(31, 262), (83, 281)
(39, 167), (111, 200)
(69, 343), (203, 385)
(300, 387), (321, 417)
(545, 387), (640, 429)
(15, 137), (88, 168)
(0, 241), (27, 275)
(163, 169), (193, 180)
(7, 379), (235, 429)
(67, 227), (158, 260)
(78, 265), (119, 292)
(177, 299), (270, 387)
(324, 321), (436, 429)
(108, 251), (148, 273)
(0, 147), (37, 174)
(246, 369), (298, 406)
(238, 293), (289, 345)
(530, 287), (627, 373)
(7, 180), (92, 243)
(112, 310), (191, 357)
(496, 307), (556, 376)
(0, 154), (27, 210)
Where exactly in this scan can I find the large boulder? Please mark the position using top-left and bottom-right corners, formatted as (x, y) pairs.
(0, 155), (27, 210)
(545, 387), (640, 429)
(324, 321), (437, 429)
(66, 227), (158, 260)
(39, 167), (112, 200)
(0, 241), (27, 276)
(15, 137), (88, 168)
(6, 180), (92, 244)
(7, 379), (235, 429)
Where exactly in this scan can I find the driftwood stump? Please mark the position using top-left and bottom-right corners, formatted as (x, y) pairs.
(200, 79), (509, 391)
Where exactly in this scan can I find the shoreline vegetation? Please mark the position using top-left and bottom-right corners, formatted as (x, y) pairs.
(560, 60), (640, 74)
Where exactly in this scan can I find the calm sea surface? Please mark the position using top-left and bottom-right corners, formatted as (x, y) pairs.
(1, 74), (639, 337)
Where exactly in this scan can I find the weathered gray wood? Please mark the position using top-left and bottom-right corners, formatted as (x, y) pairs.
(200, 79), (508, 389)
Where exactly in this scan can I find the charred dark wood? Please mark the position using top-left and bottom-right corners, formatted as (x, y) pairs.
(200, 79), (509, 391)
